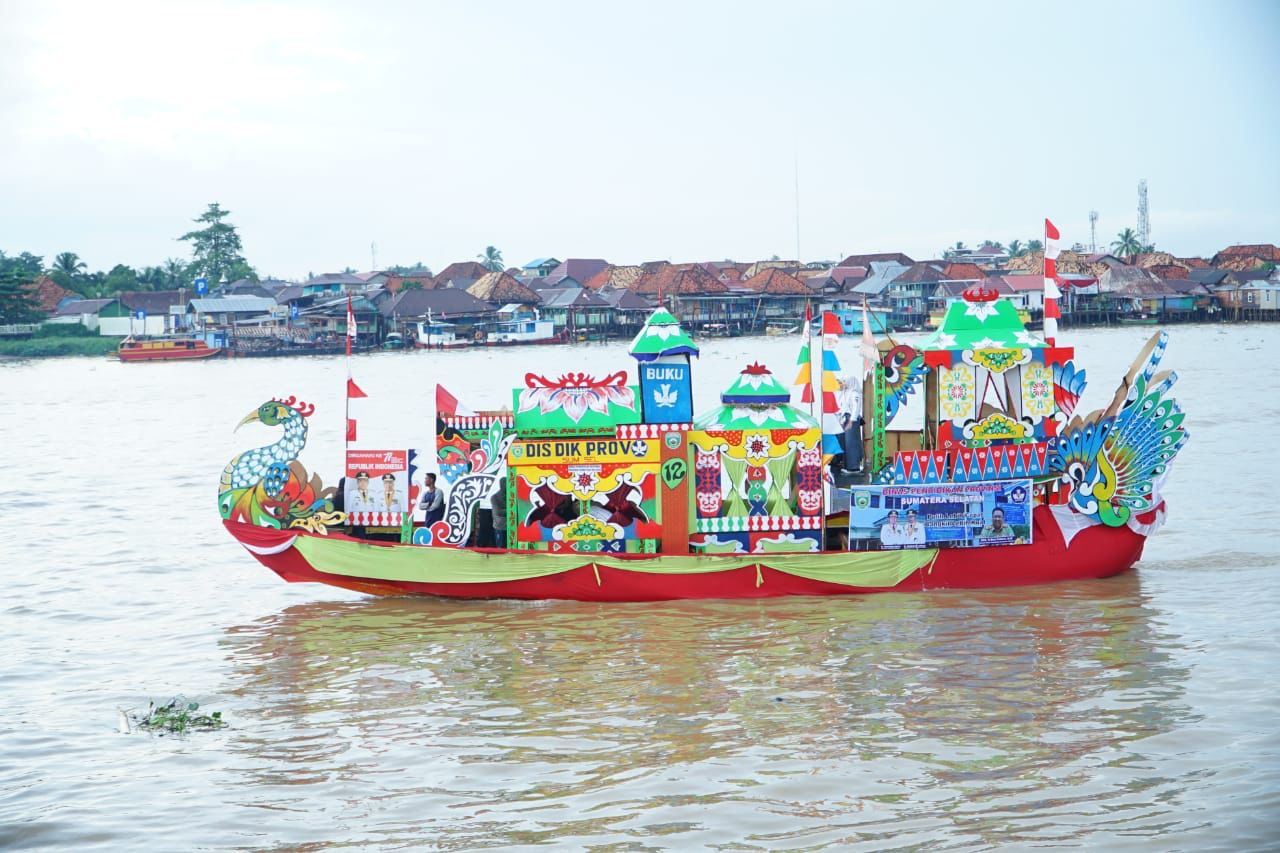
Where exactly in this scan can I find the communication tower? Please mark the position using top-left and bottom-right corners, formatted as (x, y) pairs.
(1088, 210), (1099, 253)
(1137, 180), (1149, 248)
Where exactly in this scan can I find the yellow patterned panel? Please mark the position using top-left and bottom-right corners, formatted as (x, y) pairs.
(1021, 361), (1055, 419)
(938, 364), (976, 422)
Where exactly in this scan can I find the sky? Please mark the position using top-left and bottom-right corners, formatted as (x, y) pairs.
(2, 0), (1278, 279)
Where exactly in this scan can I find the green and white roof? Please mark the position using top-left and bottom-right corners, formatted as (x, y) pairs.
(921, 296), (1047, 351)
(629, 308), (700, 362)
(694, 363), (819, 430)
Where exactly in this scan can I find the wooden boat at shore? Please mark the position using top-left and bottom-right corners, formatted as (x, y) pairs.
(220, 289), (1188, 602)
(118, 335), (222, 362)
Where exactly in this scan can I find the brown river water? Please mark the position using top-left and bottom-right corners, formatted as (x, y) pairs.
(1, 324), (1277, 850)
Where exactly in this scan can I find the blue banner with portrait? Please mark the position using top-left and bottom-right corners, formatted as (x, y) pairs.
(639, 361), (693, 423)
(847, 479), (1032, 550)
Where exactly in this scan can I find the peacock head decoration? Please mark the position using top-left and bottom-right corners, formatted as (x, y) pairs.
(219, 396), (345, 534)
(1049, 332), (1189, 528)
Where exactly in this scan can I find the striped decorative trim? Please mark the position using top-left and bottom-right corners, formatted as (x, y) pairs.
(615, 423), (692, 439)
(445, 415), (514, 430)
(696, 516), (821, 533)
(348, 511), (404, 527)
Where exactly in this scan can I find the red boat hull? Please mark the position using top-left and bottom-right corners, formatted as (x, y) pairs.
(118, 341), (222, 362)
(224, 504), (1154, 602)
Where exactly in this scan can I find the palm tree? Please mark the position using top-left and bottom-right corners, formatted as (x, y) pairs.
(51, 252), (87, 277)
(1027, 239), (1043, 254)
(1007, 239), (1025, 258)
(478, 246), (504, 272)
(162, 258), (188, 287)
(1111, 228), (1142, 259)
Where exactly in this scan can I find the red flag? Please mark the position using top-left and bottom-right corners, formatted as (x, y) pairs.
(346, 418), (357, 441)
(436, 384), (475, 418)
(1044, 218), (1060, 241)
(347, 378), (367, 398)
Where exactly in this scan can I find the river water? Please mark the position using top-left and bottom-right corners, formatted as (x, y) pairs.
(1, 324), (1277, 850)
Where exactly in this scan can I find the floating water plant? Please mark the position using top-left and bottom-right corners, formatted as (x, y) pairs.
(126, 697), (227, 735)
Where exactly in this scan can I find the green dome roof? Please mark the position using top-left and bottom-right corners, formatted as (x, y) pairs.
(921, 290), (1046, 350)
(629, 308), (700, 361)
(693, 363), (819, 430)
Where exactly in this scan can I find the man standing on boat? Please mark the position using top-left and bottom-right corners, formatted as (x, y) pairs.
(419, 473), (445, 525)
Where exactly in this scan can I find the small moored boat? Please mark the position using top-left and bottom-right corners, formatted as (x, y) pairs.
(118, 335), (222, 362)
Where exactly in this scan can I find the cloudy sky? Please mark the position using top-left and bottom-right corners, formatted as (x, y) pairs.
(2, 0), (1277, 278)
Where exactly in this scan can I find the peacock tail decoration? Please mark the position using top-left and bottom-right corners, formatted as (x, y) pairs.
(218, 396), (346, 534)
(1049, 332), (1188, 527)
(1052, 361), (1087, 418)
(882, 344), (927, 426)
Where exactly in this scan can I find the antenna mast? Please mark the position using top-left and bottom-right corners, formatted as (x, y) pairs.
(793, 150), (801, 262)
(1137, 180), (1149, 248)
(1088, 210), (1099, 253)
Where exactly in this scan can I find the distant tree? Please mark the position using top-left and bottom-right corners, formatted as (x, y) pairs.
(51, 252), (87, 278)
(342, 266), (357, 274)
(1007, 239), (1025, 258)
(102, 264), (139, 294)
(982, 240), (1005, 252)
(162, 257), (188, 288)
(769, 254), (781, 261)
(137, 266), (167, 291)
(401, 280), (424, 291)
(0, 252), (43, 322)
(1111, 228), (1142, 259)
(389, 262), (432, 275)
(178, 202), (251, 284)
(1140, 243), (1156, 254)
(477, 246), (504, 272)
(1027, 239), (1043, 253)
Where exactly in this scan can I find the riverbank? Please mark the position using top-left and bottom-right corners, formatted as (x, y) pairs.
(0, 336), (118, 358)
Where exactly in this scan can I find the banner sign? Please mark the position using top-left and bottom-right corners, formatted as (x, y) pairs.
(639, 361), (693, 423)
(847, 479), (1032, 549)
(345, 449), (410, 518)
(508, 437), (660, 467)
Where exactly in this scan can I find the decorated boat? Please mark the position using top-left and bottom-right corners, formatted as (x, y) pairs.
(119, 335), (222, 362)
(220, 231), (1188, 601)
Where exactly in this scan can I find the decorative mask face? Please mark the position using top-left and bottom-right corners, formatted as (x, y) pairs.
(697, 491), (722, 516)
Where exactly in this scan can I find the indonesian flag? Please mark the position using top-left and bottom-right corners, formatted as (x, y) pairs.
(793, 302), (814, 405)
(346, 418), (357, 442)
(436, 384), (475, 418)
(1043, 218), (1062, 345)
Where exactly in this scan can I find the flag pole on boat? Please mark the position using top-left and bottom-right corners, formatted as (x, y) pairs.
(793, 301), (815, 416)
(1043, 218), (1062, 346)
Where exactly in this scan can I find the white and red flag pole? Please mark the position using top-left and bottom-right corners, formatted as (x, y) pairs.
(344, 294), (365, 448)
(1043, 218), (1063, 346)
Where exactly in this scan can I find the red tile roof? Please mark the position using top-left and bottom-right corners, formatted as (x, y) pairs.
(23, 275), (73, 314)
(436, 261), (492, 281)
(466, 271), (541, 304)
(741, 268), (813, 295)
(941, 262), (984, 281)
(632, 263), (728, 296)
(891, 262), (946, 284)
